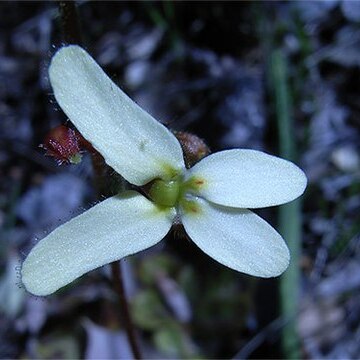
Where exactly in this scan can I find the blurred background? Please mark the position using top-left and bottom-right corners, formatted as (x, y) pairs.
(1, 1), (360, 359)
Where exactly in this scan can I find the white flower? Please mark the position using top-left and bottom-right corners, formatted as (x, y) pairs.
(21, 45), (307, 296)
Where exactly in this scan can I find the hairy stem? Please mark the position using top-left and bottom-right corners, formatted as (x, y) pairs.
(111, 262), (142, 360)
(58, 1), (82, 44)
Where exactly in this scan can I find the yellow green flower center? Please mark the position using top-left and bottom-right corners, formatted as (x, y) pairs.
(149, 179), (180, 207)
(148, 173), (206, 212)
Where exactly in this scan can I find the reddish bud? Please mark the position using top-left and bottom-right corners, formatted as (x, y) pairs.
(41, 125), (82, 165)
(173, 131), (210, 168)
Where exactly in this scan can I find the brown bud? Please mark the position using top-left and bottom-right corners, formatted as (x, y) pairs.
(40, 125), (82, 165)
(173, 131), (210, 168)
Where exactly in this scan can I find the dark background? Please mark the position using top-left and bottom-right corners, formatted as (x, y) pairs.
(1, 1), (360, 359)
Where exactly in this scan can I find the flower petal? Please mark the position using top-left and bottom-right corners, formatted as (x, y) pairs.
(181, 197), (290, 277)
(22, 191), (175, 296)
(187, 149), (307, 208)
(49, 45), (185, 186)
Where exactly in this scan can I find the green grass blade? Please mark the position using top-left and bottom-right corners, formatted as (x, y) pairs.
(270, 49), (302, 359)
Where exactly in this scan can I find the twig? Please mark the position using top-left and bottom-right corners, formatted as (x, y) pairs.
(111, 262), (142, 360)
(233, 317), (285, 359)
(57, 2), (142, 358)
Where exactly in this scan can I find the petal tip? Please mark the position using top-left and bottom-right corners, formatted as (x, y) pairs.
(21, 261), (53, 297)
(227, 244), (290, 279)
(298, 167), (308, 195)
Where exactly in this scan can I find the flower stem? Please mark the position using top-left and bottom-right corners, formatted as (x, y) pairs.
(111, 261), (142, 360)
(57, 2), (142, 358)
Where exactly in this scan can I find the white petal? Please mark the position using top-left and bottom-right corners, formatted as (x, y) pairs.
(187, 149), (307, 208)
(22, 191), (175, 296)
(49, 45), (184, 186)
(181, 197), (290, 277)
